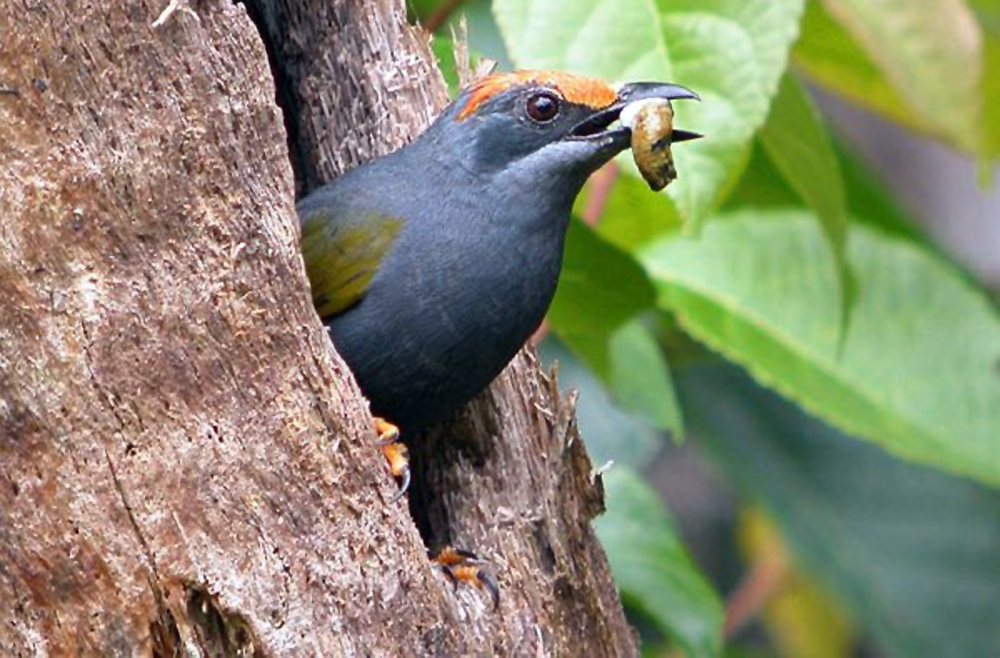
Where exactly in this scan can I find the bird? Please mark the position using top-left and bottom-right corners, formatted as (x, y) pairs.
(299, 70), (698, 433)
(297, 70), (699, 607)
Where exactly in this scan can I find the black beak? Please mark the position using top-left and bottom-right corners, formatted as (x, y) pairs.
(571, 82), (702, 142)
(617, 82), (700, 104)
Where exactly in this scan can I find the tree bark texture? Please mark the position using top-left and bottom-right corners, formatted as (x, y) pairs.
(0, 0), (636, 655)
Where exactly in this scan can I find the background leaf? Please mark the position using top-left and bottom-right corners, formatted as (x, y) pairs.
(430, 36), (463, 97)
(970, 0), (1000, 158)
(595, 467), (725, 658)
(758, 73), (852, 330)
(799, 0), (986, 157)
(548, 220), (683, 434)
(595, 167), (684, 252)
(548, 218), (655, 378)
(792, 1), (929, 136)
(541, 338), (664, 468)
(642, 210), (1000, 486)
(737, 511), (854, 658)
(609, 319), (684, 437)
(681, 364), (1000, 658)
(759, 74), (847, 277)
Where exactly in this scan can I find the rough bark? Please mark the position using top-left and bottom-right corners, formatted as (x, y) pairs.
(0, 0), (636, 655)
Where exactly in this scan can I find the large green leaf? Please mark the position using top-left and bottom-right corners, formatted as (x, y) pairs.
(549, 219), (683, 435)
(609, 319), (684, 437)
(549, 217), (656, 377)
(834, 140), (930, 245)
(493, 0), (805, 229)
(595, 467), (724, 658)
(823, 0), (983, 155)
(797, 0), (989, 157)
(596, 168), (684, 252)
(641, 210), (1000, 486)
(723, 136), (922, 247)
(793, 1), (928, 136)
(680, 364), (1000, 658)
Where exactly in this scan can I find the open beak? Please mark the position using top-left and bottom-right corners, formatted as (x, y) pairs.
(570, 82), (702, 143)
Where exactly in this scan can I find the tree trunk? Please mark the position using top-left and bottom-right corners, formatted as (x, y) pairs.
(0, 1), (636, 655)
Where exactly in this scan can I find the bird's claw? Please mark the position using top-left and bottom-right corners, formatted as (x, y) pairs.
(375, 417), (410, 501)
(376, 417), (401, 445)
(390, 465), (411, 503)
(433, 546), (500, 611)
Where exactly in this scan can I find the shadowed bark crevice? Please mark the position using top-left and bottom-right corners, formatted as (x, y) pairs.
(240, 0), (312, 196)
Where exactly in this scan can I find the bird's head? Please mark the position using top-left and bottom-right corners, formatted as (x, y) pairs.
(424, 70), (700, 194)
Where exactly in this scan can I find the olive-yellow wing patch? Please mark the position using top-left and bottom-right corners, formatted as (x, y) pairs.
(300, 210), (403, 318)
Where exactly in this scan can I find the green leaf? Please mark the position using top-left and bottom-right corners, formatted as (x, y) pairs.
(641, 210), (1000, 486)
(405, 0), (439, 23)
(985, 43), (1000, 163)
(759, 74), (847, 277)
(597, 169), (685, 252)
(493, 0), (806, 229)
(825, 0), (983, 154)
(549, 217), (656, 378)
(793, 1), (927, 136)
(417, 1), (510, 96)
(797, 0), (986, 156)
(549, 220), (683, 434)
(680, 364), (1000, 658)
(970, 0), (1000, 24)
(595, 467), (724, 658)
(725, 135), (925, 247)
(609, 319), (684, 437)
(758, 73), (852, 335)
(462, 0), (516, 70)
(972, 1), (1000, 158)
(835, 140), (931, 245)
(722, 140), (807, 213)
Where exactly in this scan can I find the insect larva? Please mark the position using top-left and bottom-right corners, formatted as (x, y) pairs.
(621, 99), (677, 191)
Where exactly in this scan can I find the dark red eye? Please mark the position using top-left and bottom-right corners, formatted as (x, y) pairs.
(526, 91), (561, 123)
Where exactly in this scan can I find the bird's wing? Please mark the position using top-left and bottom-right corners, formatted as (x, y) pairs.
(300, 207), (404, 318)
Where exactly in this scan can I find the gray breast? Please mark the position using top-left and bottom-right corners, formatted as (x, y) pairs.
(329, 208), (567, 431)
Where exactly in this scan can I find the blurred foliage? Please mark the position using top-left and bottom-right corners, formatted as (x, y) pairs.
(595, 467), (724, 658)
(409, 0), (1000, 655)
(796, 0), (990, 158)
(683, 365), (1000, 658)
(737, 510), (854, 658)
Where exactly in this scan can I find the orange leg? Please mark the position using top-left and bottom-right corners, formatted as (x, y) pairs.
(372, 422), (499, 610)
(433, 546), (500, 611)
(375, 417), (410, 502)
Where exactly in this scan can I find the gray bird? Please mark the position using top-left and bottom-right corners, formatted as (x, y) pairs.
(298, 70), (699, 433)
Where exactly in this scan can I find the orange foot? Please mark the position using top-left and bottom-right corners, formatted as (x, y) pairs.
(375, 417), (410, 502)
(433, 546), (500, 611)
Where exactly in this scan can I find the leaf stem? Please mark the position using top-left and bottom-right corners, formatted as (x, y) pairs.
(723, 550), (789, 638)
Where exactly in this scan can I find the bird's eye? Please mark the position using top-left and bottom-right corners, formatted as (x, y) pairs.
(525, 91), (561, 123)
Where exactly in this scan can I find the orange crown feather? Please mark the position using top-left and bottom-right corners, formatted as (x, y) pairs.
(456, 71), (618, 121)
